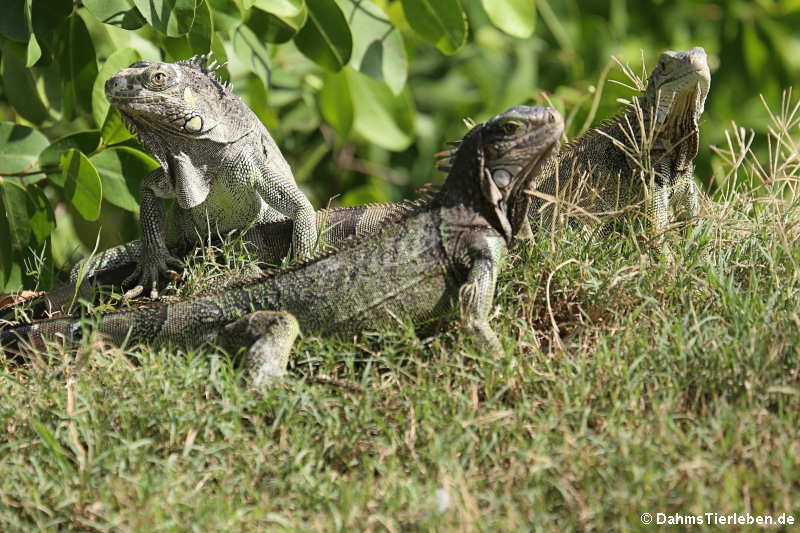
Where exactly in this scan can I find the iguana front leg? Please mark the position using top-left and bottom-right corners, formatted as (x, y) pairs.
(669, 165), (700, 222)
(220, 311), (300, 387)
(458, 235), (506, 357)
(124, 169), (185, 299)
(254, 135), (317, 260)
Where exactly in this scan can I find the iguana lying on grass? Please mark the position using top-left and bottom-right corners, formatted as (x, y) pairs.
(1, 106), (563, 384)
(532, 46), (710, 236)
(79, 54), (317, 299)
(6, 203), (414, 319)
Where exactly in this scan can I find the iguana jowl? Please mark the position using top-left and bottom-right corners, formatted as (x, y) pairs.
(2, 106), (563, 384)
(82, 55), (317, 298)
(526, 47), (710, 236)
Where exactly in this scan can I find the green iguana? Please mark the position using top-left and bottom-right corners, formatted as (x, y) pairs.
(79, 54), (317, 299)
(1, 106), (564, 384)
(4, 47), (710, 320)
(7, 203), (414, 319)
(434, 47), (709, 239)
(530, 46), (710, 236)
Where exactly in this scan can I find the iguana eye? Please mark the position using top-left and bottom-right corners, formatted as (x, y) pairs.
(501, 121), (522, 135)
(146, 69), (170, 89)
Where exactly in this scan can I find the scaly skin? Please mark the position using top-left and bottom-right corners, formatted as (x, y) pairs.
(77, 54), (317, 299)
(8, 203), (414, 319)
(2, 106), (563, 381)
(526, 47), (710, 237)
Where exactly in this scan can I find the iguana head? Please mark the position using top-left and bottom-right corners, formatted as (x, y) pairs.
(105, 55), (245, 146)
(444, 105), (563, 242)
(105, 55), (254, 208)
(643, 47), (710, 129)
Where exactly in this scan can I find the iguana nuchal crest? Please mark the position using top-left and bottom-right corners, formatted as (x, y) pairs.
(2, 106), (563, 384)
(526, 47), (710, 237)
(78, 54), (317, 299)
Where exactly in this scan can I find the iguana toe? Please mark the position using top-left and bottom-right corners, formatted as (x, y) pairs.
(123, 248), (185, 300)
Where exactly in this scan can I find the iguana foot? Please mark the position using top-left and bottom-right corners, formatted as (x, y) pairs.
(466, 319), (504, 358)
(222, 311), (300, 387)
(122, 247), (184, 300)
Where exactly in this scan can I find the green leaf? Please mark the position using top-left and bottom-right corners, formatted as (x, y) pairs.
(0, 179), (33, 252)
(402, 0), (466, 55)
(210, 32), (229, 66)
(347, 68), (413, 151)
(187, 0), (214, 51)
(25, 33), (42, 67)
(294, 0), (352, 71)
(131, 0), (198, 36)
(59, 13), (99, 120)
(101, 108), (135, 146)
(233, 23), (272, 86)
(90, 147), (158, 212)
(336, 0), (407, 94)
(481, 0), (535, 39)
(0, 0), (28, 43)
(0, 42), (50, 124)
(319, 71), (353, 137)
(26, 184), (55, 244)
(39, 130), (102, 186)
(163, 0), (214, 59)
(23, 0), (41, 66)
(206, 0), (242, 33)
(82, 0), (146, 29)
(251, 0), (307, 42)
(31, 0), (73, 54)
(92, 48), (142, 127)
(61, 149), (103, 221)
(0, 122), (49, 174)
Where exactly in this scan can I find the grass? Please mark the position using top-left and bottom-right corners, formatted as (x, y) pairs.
(2, 95), (800, 531)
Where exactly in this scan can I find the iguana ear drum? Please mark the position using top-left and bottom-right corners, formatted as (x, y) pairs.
(492, 168), (512, 188)
(184, 116), (203, 133)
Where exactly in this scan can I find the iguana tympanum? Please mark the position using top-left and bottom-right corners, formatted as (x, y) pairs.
(1, 106), (563, 385)
(526, 47), (710, 237)
(79, 54), (317, 299)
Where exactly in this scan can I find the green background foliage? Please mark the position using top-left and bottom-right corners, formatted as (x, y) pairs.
(0, 0), (798, 291)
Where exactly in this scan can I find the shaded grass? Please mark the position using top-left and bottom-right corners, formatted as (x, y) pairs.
(2, 99), (800, 530)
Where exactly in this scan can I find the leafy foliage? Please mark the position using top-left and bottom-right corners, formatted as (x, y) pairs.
(0, 0), (798, 293)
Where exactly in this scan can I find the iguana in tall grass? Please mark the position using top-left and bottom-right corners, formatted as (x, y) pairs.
(528, 47), (710, 237)
(1, 106), (563, 385)
(78, 54), (317, 299)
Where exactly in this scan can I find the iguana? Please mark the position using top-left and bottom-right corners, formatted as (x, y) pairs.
(4, 47), (709, 320)
(438, 47), (709, 239)
(80, 54), (317, 299)
(1, 106), (563, 384)
(530, 46), (710, 236)
(4, 47), (710, 320)
(6, 203), (414, 319)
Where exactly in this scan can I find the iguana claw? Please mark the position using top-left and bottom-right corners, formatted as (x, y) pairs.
(122, 247), (184, 300)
